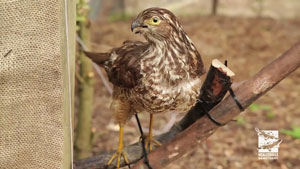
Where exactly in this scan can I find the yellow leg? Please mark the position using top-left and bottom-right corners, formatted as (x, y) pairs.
(107, 125), (129, 169)
(145, 114), (162, 151)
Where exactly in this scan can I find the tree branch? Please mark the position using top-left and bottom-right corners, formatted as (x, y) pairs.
(74, 59), (234, 169)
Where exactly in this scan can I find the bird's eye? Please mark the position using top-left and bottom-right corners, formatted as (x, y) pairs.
(150, 17), (160, 25)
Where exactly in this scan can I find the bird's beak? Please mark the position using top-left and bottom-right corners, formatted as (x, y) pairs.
(131, 19), (148, 34)
(131, 20), (140, 32)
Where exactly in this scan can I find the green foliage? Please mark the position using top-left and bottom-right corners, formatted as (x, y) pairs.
(249, 103), (271, 111)
(77, 15), (86, 22)
(235, 116), (246, 125)
(77, 2), (90, 11)
(249, 103), (275, 119)
(281, 127), (300, 139)
(266, 112), (275, 119)
(76, 0), (90, 31)
(249, 104), (260, 111)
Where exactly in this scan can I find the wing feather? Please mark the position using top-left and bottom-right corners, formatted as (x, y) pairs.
(86, 41), (148, 89)
(107, 41), (147, 88)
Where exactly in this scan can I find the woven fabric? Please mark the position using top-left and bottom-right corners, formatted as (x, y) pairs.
(0, 0), (67, 168)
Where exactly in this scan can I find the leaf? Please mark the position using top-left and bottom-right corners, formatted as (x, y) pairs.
(249, 104), (260, 111)
(267, 112), (275, 119)
(281, 127), (300, 139)
(235, 116), (246, 125)
(249, 103), (272, 112)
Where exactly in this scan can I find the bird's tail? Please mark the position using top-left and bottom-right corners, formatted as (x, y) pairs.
(76, 34), (110, 66)
(84, 51), (110, 66)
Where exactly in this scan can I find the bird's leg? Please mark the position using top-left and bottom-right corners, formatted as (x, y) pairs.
(107, 125), (130, 169)
(145, 114), (162, 151)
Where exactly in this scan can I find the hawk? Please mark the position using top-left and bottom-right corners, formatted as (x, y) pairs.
(85, 7), (205, 168)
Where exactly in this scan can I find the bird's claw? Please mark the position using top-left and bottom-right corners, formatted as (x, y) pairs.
(107, 149), (130, 169)
(145, 135), (162, 152)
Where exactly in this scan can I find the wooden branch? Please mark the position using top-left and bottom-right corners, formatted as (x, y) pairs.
(176, 59), (234, 131)
(74, 59), (234, 169)
(132, 42), (300, 169)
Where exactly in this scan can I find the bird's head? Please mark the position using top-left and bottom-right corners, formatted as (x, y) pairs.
(131, 8), (182, 42)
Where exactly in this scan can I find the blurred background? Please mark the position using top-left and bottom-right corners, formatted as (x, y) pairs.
(75, 0), (300, 168)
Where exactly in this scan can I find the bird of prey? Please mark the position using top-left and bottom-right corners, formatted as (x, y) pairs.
(85, 7), (205, 168)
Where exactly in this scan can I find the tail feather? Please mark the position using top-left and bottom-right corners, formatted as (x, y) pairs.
(84, 51), (110, 66)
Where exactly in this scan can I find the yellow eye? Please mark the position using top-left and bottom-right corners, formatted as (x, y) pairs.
(150, 17), (161, 25)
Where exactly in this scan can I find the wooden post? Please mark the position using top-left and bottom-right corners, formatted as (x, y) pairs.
(62, 0), (76, 168)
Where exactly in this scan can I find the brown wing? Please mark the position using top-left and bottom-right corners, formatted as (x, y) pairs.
(85, 40), (148, 89)
(107, 41), (148, 88)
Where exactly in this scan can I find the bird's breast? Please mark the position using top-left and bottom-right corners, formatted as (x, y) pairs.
(129, 46), (202, 114)
(131, 76), (201, 114)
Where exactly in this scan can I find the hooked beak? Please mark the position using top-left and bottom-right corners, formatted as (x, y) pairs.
(131, 20), (148, 34)
(131, 20), (140, 32)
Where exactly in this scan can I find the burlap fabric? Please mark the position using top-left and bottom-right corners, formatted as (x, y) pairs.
(0, 0), (74, 168)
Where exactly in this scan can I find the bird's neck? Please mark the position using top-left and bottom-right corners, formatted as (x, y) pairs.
(145, 29), (195, 58)
(141, 30), (197, 83)
(145, 35), (167, 48)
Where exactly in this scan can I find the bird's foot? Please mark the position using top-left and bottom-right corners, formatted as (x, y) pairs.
(107, 148), (130, 169)
(145, 134), (162, 152)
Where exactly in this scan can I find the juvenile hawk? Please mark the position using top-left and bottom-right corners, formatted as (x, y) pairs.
(85, 7), (205, 168)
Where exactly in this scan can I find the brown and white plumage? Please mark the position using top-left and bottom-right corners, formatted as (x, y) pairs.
(85, 7), (205, 168)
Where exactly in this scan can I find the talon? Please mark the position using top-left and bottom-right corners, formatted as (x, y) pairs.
(122, 151), (130, 165)
(145, 135), (162, 151)
(107, 126), (130, 169)
(107, 149), (129, 168)
(145, 114), (162, 152)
